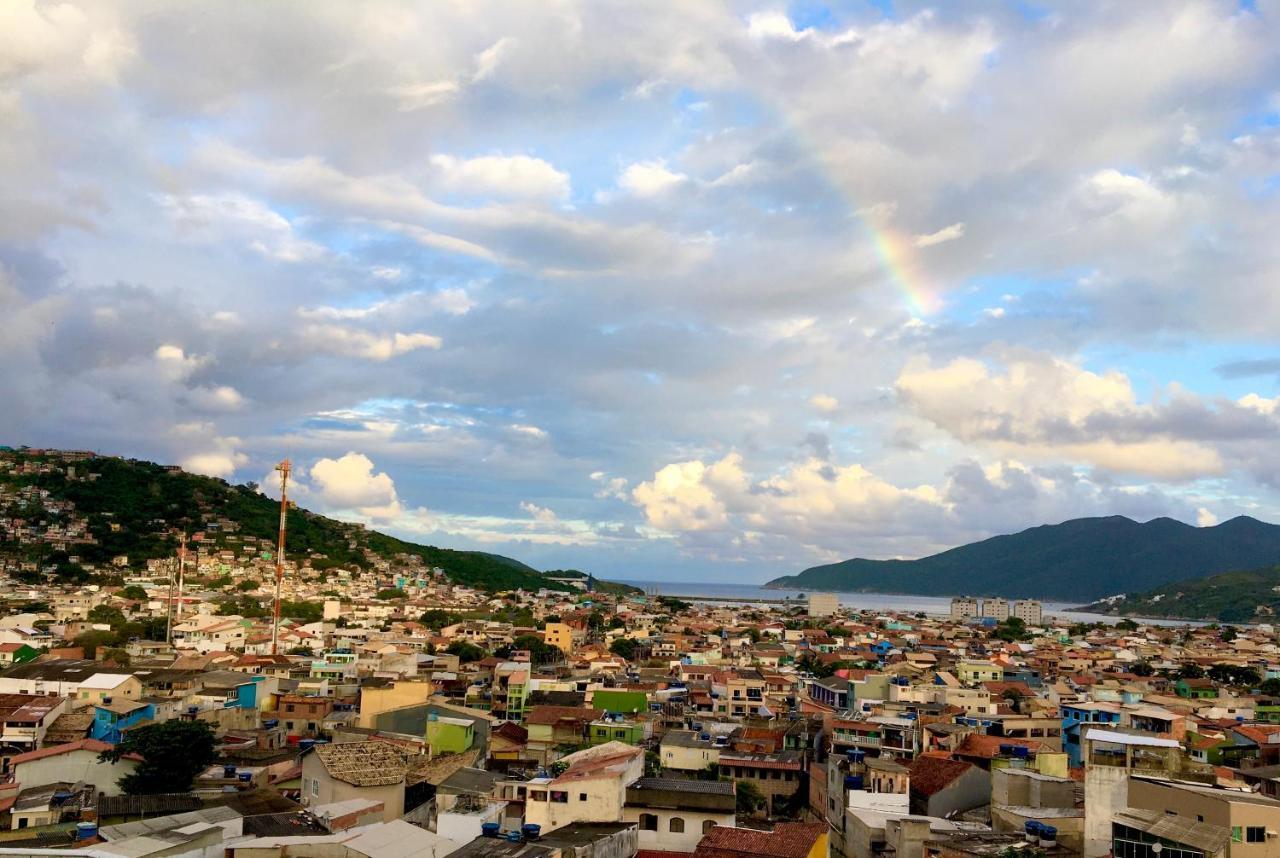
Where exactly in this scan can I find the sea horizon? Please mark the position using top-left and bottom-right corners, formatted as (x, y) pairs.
(614, 578), (1210, 628)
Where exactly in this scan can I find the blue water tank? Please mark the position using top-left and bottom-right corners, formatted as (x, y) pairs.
(238, 772), (252, 782)
(506, 831), (522, 842)
(481, 823), (501, 838)
(700, 733), (711, 741)
(998, 744), (1015, 756)
(223, 764), (237, 778)
(76, 822), (98, 841)
(522, 824), (542, 841)
(1013, 746), (1030, 759)
(846, 775), (864, 790)
(1025, 821), (1042, 837)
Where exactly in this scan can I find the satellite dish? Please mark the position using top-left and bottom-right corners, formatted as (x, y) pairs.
(1152, 843), (1163, 854)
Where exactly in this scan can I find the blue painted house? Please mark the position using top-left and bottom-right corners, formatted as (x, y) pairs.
(1060, 703), (1121, 767)
(91, 700), (155, 744)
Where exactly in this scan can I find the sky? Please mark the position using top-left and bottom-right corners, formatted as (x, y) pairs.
(3, 1), (1280, 584)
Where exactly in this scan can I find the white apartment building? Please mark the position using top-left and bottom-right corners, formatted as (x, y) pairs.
(949, 598), (979, 620)
(1012, 600), (1043, 625)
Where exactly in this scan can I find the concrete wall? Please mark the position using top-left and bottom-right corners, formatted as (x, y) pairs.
(622, 805), (734, 853)
(924, 765), (990, 818)
(1083, 764), (1130, 858)
(300, 755), (405, 823)
(357, 681), (434, 728)
(1128, 778), (1280, 858)
(12, 749), (138, 797)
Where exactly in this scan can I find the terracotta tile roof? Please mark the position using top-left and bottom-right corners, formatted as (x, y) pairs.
(525, 705), (603, 726)
(9, 738), (142, 766)
(909, 756), (975, 797)
(697, 822), (826, 858)
(953, 734), (1047, 759)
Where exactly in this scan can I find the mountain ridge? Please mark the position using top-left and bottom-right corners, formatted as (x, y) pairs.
(0, 448), (593, 593)
(765, 514), (1280, 601)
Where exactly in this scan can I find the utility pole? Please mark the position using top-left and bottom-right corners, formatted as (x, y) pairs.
(166, 532), (188, 646)
(270, 459), (291, 656)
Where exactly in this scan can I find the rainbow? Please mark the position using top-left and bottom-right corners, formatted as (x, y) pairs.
(867, 224), (941, 318)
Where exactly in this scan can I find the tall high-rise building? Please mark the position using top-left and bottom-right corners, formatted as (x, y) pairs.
(1012, 600), (1043, 625)
(950, 597), (979, 620)
(808, 592), (839, 617)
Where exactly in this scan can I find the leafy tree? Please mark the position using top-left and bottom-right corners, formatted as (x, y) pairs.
(281, 601), (324, 623)
(497, 634), (560, 664)
(1130, 661), (1155, 677)
(99, 720), (217, 794)
(1179, 663), (1206, 680)
(100, 647), (131, 666)
(236, 580), (258, 592)
(1209, 664), (1259, 687)
(1260, 677), (1280, 698)
(656, 596), (691, 613)
(1001, 688), (1025, 714)
(119, 585), (148, 600)
(376, 588), (407, 600)
(587, 610), (606, 633)
(418, 609), (458, 631)
(609, 638), (637, 661)
(1116, 618), (1139, 631)
(994, 617), (1028, 642)
(87, 604), (127, 628)
(74, 630), (119, 659)
(446, 641), (488, 663)
(288, 646), (315, 656)
(736, 780), (766, 815)
(608, 616), (625, 630)
(1221, 626), (1239, 643)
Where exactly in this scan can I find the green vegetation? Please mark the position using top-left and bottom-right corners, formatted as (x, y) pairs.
(0, 451), (569, 593)
(375, 588), (407, 600)
(1087, 564), (1280, 622)
(543, 569), (644, 596)
(767, 515), (1280, 601)
(736, 780), (766, 815)
(609, 637), (637, 660)
(100, 720), (218, 794)
(445, 640), (488, 663)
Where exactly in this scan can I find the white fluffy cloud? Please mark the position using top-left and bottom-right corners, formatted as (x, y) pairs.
(310, 452), (402, 519)
(894, 352), (1280, 480)
(430, 153), (570, 201)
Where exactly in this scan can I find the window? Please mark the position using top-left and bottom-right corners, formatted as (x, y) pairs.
(530, 790), (548, 802)
(640, 813), (658, 831)
(579, 793), (587, 801)
(670, 817), (685, 833)
(703, 820), (717, 834)
(1247, 827), (1266, 843)
(1232, 827), (1243, 843)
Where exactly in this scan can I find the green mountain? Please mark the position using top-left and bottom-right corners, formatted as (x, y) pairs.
(765, 515), (1280, 601)
(1085, 565), (1280, 622)
(0, 449), (569, 593)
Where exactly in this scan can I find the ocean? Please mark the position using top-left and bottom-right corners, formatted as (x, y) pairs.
(614, 579), (1208, 628)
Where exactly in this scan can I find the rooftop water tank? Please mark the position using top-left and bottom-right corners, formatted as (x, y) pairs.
(481, 823), (501, 838)
(522, 824), (542, 841)
(1039, 825), (1057, 848)
(75, 822), (98, 841)
(224, 764), (237, 778)
(1013, 746), (1030, 759)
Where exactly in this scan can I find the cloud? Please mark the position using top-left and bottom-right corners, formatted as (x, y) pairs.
(1196, 507), (1219, 527)
(520, 500), (557, 522)
(895, 352), (1280, 480)
(809, 394), (839, 413)
(310, 452), (402, 519)
(914, 222), (965, 247)
(430, 153), (570, 200)
(617, 160), (687, 197)
(300, 325), (442, 361)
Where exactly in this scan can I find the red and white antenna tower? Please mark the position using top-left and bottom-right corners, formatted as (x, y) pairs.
(270, 459), (291, 656)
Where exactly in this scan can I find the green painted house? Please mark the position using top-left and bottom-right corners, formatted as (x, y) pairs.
(588, 717), (647, 746)
(1175, 678), (1218, 700)
(427, 713), (476, 755)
